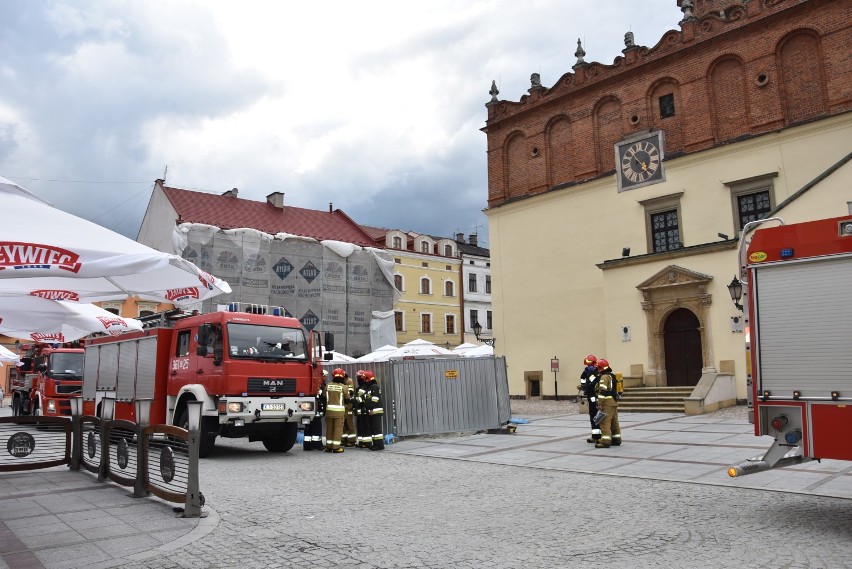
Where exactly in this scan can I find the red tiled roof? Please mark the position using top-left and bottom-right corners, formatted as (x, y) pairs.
(162, 185), (379, 248)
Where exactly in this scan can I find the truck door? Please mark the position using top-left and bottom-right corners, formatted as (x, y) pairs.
(194, 323), (224, 379)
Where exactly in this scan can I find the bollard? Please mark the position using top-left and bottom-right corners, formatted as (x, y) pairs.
(182, 400), (207, 518)
(133, 399), (152, 498)
(69, 396), (83, 471)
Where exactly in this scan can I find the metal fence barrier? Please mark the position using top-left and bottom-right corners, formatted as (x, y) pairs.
(331, 356), (511, 438)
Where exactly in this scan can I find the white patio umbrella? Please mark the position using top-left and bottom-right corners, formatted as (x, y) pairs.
(0, 344), (20, 363)
(0, 176), (231, 305)
(385, 338), (460, 360)
(0, 296), (142, 342)
(355, 344), (398, 363)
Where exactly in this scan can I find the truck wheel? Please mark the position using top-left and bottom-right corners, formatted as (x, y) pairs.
(178, 408), (217, 458)
(262, 423), (297, 453)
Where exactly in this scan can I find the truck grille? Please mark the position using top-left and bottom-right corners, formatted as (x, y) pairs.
(56, 384), (83, 395)
(248, 378), (297, 394)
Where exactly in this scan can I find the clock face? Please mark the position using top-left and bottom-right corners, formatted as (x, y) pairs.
(617, 133), (665, 191)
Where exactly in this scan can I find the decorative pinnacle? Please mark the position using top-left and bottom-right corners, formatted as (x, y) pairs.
(489, 80), (499, 103)
(574, 38), (586, 66)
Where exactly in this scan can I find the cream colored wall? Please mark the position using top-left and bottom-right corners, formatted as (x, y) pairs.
(392, 252), (462, 347)
(488, 114), (852, 397)
(137, 183), (179, 252)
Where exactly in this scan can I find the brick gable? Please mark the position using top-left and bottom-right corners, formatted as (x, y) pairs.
(483, 0), (851, 208)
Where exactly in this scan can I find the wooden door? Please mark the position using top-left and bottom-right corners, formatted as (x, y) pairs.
(664, 308), (703, 386)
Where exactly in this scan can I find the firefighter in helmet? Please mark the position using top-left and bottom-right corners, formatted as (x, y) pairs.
(303, 369), (327, 451)
(342, 370), (357, 447)
(323, 368), (351, 453)
(363, 370), (385, 450)
(354, 370), (372, 448)
(577, 355), (601, 444)
(592, 358), (621, 448)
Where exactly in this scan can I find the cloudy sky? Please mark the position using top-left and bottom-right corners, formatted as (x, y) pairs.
(0, 0), (683, 248)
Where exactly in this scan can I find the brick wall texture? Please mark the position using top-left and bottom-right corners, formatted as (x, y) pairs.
(483, 0), (851, 208)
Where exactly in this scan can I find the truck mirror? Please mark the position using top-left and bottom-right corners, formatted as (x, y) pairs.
(37, 363), (48, 373)
(324, 352), (333, 361)
(324, 332), (335, 352)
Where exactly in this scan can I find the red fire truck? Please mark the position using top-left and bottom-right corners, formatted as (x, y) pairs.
(10, 342), (85, 417)
(728, 215), (852, 477)
(81, 304), (331, 457)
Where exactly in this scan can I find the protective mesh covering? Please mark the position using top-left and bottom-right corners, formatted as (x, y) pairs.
(175, 224), (398, 356)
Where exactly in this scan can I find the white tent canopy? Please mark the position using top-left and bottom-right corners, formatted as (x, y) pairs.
(452, 342), (479, 353)
(385, 339), (460, 360)
(355, 344), (398, 363)
(462, 344), (494, 358)
(324, 350), (357, 363)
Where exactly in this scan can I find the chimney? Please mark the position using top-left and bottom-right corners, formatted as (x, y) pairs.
(455, 232), (464, 243)
(329, 202), (333, 213)
(222, 187), (239, 198)
(469, 234), (478, 247)
(266, 192), (285, 208)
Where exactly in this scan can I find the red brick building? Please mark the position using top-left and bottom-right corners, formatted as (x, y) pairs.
(484, 0), (850, 208)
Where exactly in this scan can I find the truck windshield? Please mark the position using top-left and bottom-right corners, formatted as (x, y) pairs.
(48, 353), (84, 379)
(227, 323), (308, 361)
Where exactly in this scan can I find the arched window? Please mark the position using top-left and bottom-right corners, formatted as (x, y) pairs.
(444, 244), (453, 256)
(444, 280), (454, 297)
(392, 236), (403, 249)
(420, 277), (431, 295)
(394, 274), (403, 291)
(420, 241), (431, 253)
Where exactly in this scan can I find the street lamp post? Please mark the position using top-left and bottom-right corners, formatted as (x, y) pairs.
(727, 276), (744, 311)
(472, 321), (496, 347)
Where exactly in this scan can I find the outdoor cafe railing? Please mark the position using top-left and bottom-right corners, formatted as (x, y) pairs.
(0, 407), (205, 518)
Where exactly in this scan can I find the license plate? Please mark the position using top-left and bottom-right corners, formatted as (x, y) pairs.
(261, 403), (286, 411)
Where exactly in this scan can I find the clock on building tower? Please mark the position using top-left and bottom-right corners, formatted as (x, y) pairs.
(615, 131), (666, 192)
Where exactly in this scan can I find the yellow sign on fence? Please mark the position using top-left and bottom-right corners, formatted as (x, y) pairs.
(444, 370), (459, 380)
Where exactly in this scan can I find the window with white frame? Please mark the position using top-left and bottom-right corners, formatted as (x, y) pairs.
(485, 275), (491, 294)
(394, 311), (404, 332)
(469, 309), (478, 328)
(487, 310), (493, 329)
(421, 313), (432, 334)
(392, 236), (403, 249)
(420, 277), (431, 295)
(446, 314), (455, 334)
(420, 241), (431, 253)
(394, 274), (403, 291)
(468, 273), (477, 293)
(444, 280), (454, 297)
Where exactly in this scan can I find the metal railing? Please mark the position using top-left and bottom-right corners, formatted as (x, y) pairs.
(0, 402), (206, 518)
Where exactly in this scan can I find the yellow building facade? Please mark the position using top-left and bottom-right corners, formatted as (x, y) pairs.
(386, 230), (463, 348)
(487, 113), (851, 400)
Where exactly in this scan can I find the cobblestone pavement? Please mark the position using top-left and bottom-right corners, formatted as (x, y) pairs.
(109, 404), (851, 569)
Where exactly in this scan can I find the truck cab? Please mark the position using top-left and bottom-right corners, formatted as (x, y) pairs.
(12, 344), (85, 416)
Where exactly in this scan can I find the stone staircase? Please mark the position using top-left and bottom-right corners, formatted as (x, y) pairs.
(618, 386), (694, 413)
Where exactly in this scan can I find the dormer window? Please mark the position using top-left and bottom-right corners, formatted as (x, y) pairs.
(392, 236), (403, 249)
(420, 241), (430, 253)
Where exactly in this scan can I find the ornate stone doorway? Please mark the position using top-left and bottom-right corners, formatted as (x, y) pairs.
(663, 308), (703, 386)
(637, 266), (716, 387)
